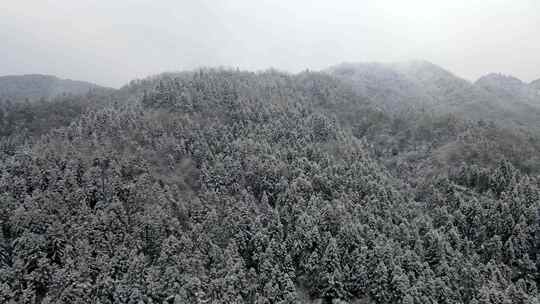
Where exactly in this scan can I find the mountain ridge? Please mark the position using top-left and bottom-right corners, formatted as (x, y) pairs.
(329, 61), (540, 131)
(0, 74), (112, 101)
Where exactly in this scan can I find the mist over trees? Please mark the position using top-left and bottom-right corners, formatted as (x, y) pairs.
(0, 64), (539, 303)
(331, 61), (540, 132)
(0, 75), (111, 102)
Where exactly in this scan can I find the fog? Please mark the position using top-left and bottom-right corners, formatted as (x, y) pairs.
(2, 0), (539, 88)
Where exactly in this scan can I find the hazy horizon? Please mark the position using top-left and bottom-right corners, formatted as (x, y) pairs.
(2, 0), (540, 88)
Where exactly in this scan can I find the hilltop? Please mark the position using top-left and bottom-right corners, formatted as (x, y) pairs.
(0, 74), (112, 101)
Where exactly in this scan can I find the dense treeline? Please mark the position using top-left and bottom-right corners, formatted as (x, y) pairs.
(0, 69), (538, 303)
(0, 89), (124, 156)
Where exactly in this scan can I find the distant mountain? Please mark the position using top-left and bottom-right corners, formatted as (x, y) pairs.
(475, 73), (539, 106)
(391, 60), (495, 110)
(329, 60), (494, 113)
(532, 79), (540, 98)
(328, 62), (437, 113)
(329, 61), (540, 130)
(0, 74), (110, 101)
(476, 73), (526, 95)
(531, 78), (540, 88)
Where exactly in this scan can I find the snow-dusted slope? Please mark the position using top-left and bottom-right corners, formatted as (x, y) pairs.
(329, 61), (540, 130)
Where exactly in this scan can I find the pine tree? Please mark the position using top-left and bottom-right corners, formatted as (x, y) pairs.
(370, 261), (389, 304)
(318, 237), (347, 302)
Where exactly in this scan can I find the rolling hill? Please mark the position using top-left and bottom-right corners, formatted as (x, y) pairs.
(0, 66), (538, 304)
(0, 74), (110, 101)
(329, 61), (540, 131)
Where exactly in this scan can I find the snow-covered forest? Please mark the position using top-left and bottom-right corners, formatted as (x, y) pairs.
(0, 65), (539, 303)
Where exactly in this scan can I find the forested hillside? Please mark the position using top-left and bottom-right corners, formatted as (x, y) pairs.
(330, 61), (540, 132)
(0, 67), (538, 304)
(0, 75), (110, 101)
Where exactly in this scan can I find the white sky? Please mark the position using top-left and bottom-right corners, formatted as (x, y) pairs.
(1, 0), (539, 87)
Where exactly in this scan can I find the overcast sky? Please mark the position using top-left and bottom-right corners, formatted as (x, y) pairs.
(1, 0), (539, 88)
